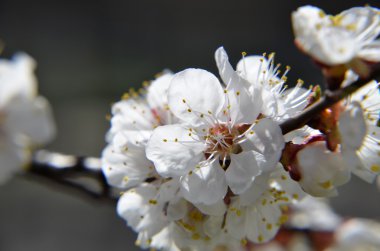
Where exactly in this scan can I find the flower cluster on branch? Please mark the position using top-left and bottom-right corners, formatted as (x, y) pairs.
(0, 4), (379, 251)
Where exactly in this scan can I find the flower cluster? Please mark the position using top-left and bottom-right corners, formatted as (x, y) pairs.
(101, 4), (380, 251)
(0, 53), (55, 184)
(102, 46), (310, 250)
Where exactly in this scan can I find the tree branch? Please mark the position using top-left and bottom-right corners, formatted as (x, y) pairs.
(280, 69), (380, 135)
(27, 150), (116, 204)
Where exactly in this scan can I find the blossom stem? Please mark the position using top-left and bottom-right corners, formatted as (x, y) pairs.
(280, 69), (380, 135)
(26, 150), (116, 203)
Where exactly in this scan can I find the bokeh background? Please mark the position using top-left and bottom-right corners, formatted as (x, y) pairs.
(0, 0), (379, 250)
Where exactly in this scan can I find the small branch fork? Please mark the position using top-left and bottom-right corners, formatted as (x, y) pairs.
(280, 68), (380, 135)
(26, 69), (380, 202)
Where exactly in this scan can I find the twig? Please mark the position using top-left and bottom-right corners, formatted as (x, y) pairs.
(280, 69), (380, 135)
(27, 150), (116, 203)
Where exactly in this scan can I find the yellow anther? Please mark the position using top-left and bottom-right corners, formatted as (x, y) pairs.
(297, 79), (304, 85)
(149, 199), (157, 205)
(142, 80), (150, 87)
(241, 238), (248, 246)
(258, 234), (263, 242)
(224, 89), (228, 93)
(371, 165), (380, 173)
(174, 138), (178, 142)
(121, 93), (130, 100)
(241, 51), (247, 57)
(182, 99), (186, 103)
(346, 24), (357, 31)
(318, 10), (326, 18)
(319, 180), (332, 189)
(278, 215), (288, 224)
(266, 223), (272, 230)
(189, 210), (203, 221)
(163, 139), (168, 142)
(236, 210), (242, 217)
(105, 114), (111, 121)
(187, 108), (192, 112)
(236, 91), (240, 96)
(192, 233), (201, 240)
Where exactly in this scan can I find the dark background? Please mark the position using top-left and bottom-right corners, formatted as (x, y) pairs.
(0, 0), (379, 250)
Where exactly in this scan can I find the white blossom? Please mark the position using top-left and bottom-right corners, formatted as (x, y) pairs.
(0, 53), (55, 184)
(339, 81), (380, 182)
(224, 168), (304, 244)
(224, 48), (311, 122)
(292, 5), (380, 71)
(329, 219), (380, 251)
(296, 141), (350, 197)
(146, 66), (285, 205)
(102, 72), (174, 189)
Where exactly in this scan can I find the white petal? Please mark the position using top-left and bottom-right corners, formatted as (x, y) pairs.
(226, 151), (261, 194)
(236, 55), (268, 86)
(101, 145), (152, 188)
(147, 72), (173, 109)
(246, 201), (282, 243)
(0, 53), (37, 108)
(194, 200), (226, 216)
(215, 47), (263, 124)
(292, 6), (326, 47)
(239, 173), (270, 206)
(146, 72), (175, 124)
(109, 98), (156, 138)
(203, 215), (224, 237)
(242, 118), (285, 172)
(215, 47), (249, 89)
(225, 201), (246, 240)
(117, 184), (167, 236)
(297, 142), (349, 197)
(168, 68), (225, 126)
(280, 86), (311, 120)
(342, 149), (375, 183)
(146, 124), (205, 177)
(4, 96), (55, 145)
(339, 102), (366, 150)
(157, 178), (180, 203)
(359, 40), (380, 62)
(180, 161), (227, 205)
(350, 80), (380, 125)
(340, 7), (380, 41)
(314, 27), (357, 65)
(166, 198), (187, 221)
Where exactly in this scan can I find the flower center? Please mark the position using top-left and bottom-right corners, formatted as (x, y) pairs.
(204, 123), (247, 167)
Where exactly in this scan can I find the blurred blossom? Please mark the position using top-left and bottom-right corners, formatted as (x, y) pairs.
(0, 53), (55, 184)
(292, 5), (380, 77)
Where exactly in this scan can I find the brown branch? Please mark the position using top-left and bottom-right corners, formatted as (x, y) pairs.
(26, 150), (116, 204)
(280, 69), (380, 135)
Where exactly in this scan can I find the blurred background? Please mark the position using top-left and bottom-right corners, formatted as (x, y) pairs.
(0, 0), (379, 250)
